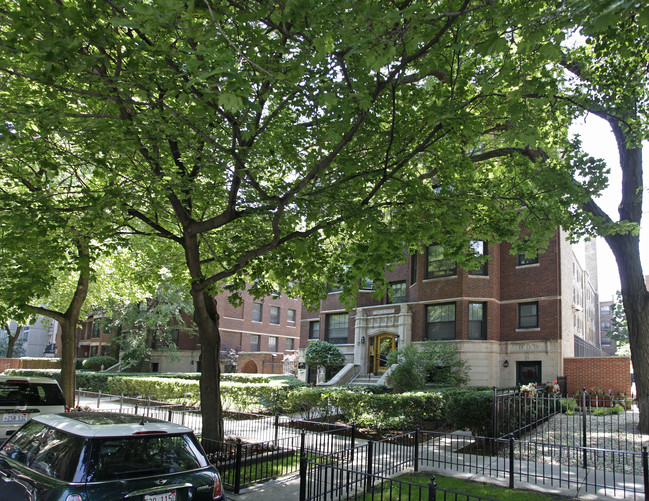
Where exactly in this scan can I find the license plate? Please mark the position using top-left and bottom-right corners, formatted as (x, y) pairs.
(2, 413), (27, 424)
(143, 490), (176, 501)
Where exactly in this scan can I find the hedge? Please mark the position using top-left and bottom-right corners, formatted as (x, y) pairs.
(4, 369), (495, 434)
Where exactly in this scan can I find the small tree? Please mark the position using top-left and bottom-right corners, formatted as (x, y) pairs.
(305, 341), (345, 383)
(609, 291), (629, 356)
(387, 341), (470, 392)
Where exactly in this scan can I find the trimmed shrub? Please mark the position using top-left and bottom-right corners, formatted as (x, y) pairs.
(444, 389), (493, 436)
(82, 356), (118, 371)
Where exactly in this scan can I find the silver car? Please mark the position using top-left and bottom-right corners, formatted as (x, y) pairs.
(0, 376), (67, 440)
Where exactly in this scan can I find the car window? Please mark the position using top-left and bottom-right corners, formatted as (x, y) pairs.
(87, 434), (204, 482)
(0, 421), (84, 482)
(0, 382), (65, 406)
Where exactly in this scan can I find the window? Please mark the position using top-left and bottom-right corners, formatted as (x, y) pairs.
(389, 281), (407, 303)
(600, 305), (611, 316)
(250, 334), (260, 352)
(410, 252), (418, 284)
(517, 253), (538, 266)
(309, 321), (320, 340)
(325, 313), (348, 344)
(270, 306), (280, 325)
(518, 302), (539, 329)
(90, 346), (98, 357)
(426, 303), (456, 340)
(468, 302), (487, 340)
(92, 321), (101, 338)
(468, 241), (488, 276)
(252, 302), (263, 322)
(286, 338), (295, 350)
(426, 245), (456, 279)
(361, 278), (374, 290)
(601, 320), (612, 331)
(287, 309), (296, 323)
(268, 336), (278, 352)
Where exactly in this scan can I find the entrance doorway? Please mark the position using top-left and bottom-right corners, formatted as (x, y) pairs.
(516, 361), (542, 386)
(368, 334), (397, 375)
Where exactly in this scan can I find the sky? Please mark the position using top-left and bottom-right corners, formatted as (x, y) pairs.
(570, 116), (649, 302)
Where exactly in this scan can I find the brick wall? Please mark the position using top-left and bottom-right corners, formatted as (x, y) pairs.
(237, 352), (285, 374)
(564, 357), (632, 395)
(0, 358), (21, 373)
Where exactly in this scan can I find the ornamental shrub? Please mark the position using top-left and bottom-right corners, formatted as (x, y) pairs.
(444, 389), (493, 436)
(82, 356), (118, 371)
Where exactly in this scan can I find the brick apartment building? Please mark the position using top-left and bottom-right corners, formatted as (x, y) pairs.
(68, 286), (301, 374)
(299, 230), (604, 387)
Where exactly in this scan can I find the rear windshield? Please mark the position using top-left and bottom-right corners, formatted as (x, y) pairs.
(86, 434), (206, 481)
(0, 381), (65, 406)
(0, 420), (85, 482)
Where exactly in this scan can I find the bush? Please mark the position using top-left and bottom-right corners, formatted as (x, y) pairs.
(387, 342), (470, 392)
(82, 356), (118, 371)
(444, 389), (493, 436)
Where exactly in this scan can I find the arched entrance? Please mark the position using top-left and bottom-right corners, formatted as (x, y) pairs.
(368, 333), (398, 375)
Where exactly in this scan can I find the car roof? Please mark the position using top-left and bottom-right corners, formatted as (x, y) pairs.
(0, 375), (60, 384)
(32, 412), (195, 438)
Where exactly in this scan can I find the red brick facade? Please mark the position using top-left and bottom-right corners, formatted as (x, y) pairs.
(564, 357), (632, 395)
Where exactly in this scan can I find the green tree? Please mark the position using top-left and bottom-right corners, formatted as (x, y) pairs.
(305, 341), (345, 381)
(0, 1), (608, 440)
(109, 284), (196, 371)
(609, 291), (630, 355)
(546, 2), (649, 431)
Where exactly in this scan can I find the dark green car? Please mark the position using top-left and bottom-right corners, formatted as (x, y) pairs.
(0, 412), (225, 501)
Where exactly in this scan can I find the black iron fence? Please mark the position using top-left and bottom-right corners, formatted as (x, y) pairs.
(300, 428), (649, 500)
(492, 388), (640, 450)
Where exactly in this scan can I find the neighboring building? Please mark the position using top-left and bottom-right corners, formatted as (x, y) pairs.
(299, 230), (604, 387)
(4, 316), (59, 358)
(599, 299), (617, 356)
(66, 286), (301, 374)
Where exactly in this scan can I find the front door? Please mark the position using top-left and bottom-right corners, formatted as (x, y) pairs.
(369, 334), (397, 375)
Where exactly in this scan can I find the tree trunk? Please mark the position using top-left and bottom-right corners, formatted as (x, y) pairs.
(59, 317), (77, 408)
(25, 240), (89, 408)
(4, 324), (21, 358)
(600, 127), (648, 432)
(192, 288), (224, 442)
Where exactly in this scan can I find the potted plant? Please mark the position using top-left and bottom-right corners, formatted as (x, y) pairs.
(545, 381), (560, 394)
(520, 382), (537, 397)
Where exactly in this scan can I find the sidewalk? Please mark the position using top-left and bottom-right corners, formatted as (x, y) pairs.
(227, 474), (301, 500)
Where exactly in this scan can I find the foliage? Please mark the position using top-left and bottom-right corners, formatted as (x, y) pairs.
(608, 291), (629, 354)
(387, 342), (470, 392)
(81, 356), (118, 371)
(107, 284), (196, 370)
(443, 390), (493, 437)
(305, 341), (345, 374)
(1, 0), (635, 437)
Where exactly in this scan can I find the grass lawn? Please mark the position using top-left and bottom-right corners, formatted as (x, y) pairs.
(355, 472), (571, 500)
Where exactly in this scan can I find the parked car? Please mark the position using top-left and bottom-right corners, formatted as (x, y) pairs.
(0, 375), (67, 441)
(0, 412), (225, 500)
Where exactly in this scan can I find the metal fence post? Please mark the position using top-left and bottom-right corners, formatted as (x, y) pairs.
(234, 438), (242, 495)
(366, 440), (374, 493)
(582, 388), (588, 468)
(414, 427), (420, 472)
(643, 446), (648, 497)
(120, 393), (123, 412)
(350, 423), (356, 464)
(492, 386), (497, 438)
(274, 413), (279, 446)
(97, 391), (101, 409)
(428, 476), (437, 501)
(509, 435), (515, 489)
(299, 431), (306, 501)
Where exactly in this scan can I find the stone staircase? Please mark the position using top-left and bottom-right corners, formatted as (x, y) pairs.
(347, 373), (383, 386)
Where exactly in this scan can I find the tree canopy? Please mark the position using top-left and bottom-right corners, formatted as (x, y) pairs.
(0, 0), (629, 439)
